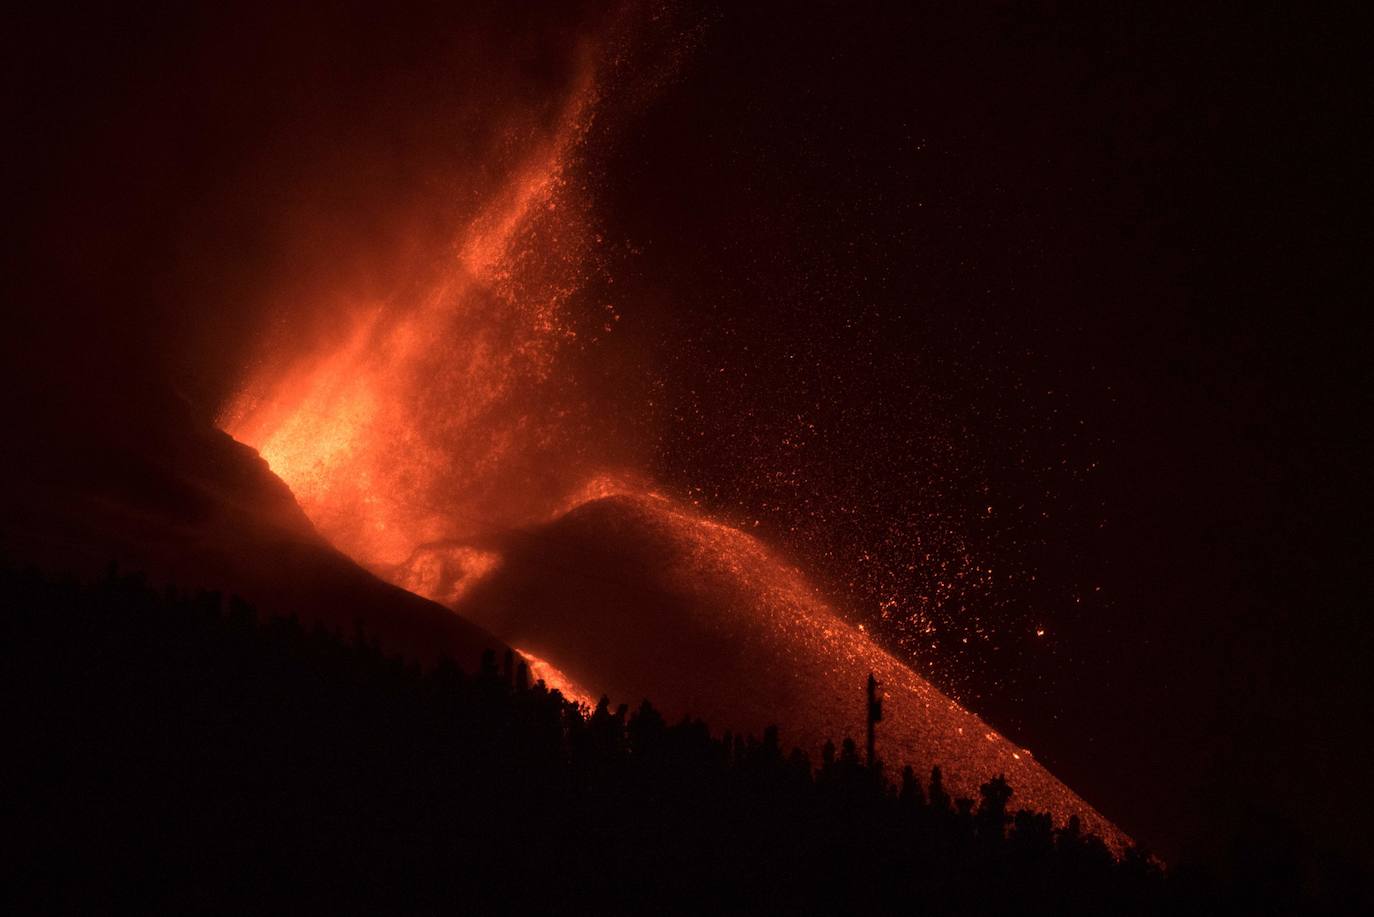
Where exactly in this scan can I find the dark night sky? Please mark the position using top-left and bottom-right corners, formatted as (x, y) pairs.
(580, 2), (1371, 861)
(4, 1), (1370, 864)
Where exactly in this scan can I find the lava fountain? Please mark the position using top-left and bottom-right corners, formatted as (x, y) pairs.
(223, 42), (615, 584)
(221, 18), (1127, 849)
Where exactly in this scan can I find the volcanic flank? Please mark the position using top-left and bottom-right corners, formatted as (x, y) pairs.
(0, 381), (508, 671)
(451, 490), (1128, 850)
(167, 1), (1134, 852)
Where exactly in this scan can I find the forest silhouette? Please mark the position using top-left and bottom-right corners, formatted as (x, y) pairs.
(2, 563), (1363, 915)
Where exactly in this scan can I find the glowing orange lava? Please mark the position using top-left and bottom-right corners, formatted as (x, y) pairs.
(515, 646), (599, 709)
(223, 49), (605, 573)
(219, 27), (1128, 852)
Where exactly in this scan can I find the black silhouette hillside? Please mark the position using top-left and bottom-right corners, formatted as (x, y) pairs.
(0, 377), (507, 669)
(5, 564), (1364, 915)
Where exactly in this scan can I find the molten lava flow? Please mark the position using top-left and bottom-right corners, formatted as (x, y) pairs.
(514, 647), (599, 709)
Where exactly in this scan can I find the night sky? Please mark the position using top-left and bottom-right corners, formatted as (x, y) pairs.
(587, 3), (1372, 862)
(5, 1), (1369, 865)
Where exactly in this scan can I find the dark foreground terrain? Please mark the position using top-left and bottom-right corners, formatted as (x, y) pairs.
(2, 564), (1364, 915)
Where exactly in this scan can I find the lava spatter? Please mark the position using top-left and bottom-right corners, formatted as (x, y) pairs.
(454, 491), (1128, 851)
(217, 7), (1127, 852)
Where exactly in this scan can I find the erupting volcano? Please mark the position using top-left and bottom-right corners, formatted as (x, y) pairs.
(217, 15), (1126, 849)
(222, 48), (610, 574)
(8, 1), (1366, 902)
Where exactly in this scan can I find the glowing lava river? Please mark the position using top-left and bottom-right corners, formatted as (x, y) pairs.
(219, 27), (1128, 852)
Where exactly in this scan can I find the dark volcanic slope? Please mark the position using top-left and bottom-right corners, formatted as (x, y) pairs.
(0, 382), (506, 670)
(456, 493), (1128, 849)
